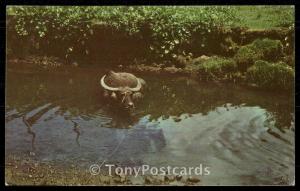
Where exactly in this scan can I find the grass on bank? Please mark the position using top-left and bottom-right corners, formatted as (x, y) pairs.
(182, 38), (294, 90)
(233, 5), (294, 29)
(6, 6), (295, 91)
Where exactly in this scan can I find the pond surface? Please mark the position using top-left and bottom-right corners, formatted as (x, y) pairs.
(5, 65), (294, 185)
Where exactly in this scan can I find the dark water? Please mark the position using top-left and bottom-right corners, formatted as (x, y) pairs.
(5, 66), (294, 185)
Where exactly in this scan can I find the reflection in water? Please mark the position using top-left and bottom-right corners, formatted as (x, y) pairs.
(71, 120), (81, 147)
(22, 115), (36, 151)
(17, 102), (86, 151)
(5, 66), (294, 185)
(21, 103), (55, 151)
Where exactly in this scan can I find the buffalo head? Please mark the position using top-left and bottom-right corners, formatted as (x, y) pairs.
(100, 71), (145, 110)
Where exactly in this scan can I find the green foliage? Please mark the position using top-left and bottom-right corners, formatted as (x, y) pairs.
(8, 6), (99, 59)
(234, 45), (262, 69)
(234, 38), (283, 69)
(246, 60), (294, 90)
(252, 38), (283, 61)
(283, 55), (295, 68)
(7, 6), (238, 60)
(198, 57), (237, 80)
(7, 6), (294, 92)
(233, 5), (294, 29)
(10, 6), (94, 37)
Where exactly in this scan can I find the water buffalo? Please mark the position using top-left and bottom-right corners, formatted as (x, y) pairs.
(100, 71), (146, 110)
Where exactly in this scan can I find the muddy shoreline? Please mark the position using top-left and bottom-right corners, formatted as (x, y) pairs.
(6, 55), (293, 94)
(5, 154), (202, 186)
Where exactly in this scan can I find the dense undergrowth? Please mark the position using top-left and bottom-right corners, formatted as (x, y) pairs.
(7, 6), (239, 61)
(6, 6), (295, 90)
(181, 38), (294, 90)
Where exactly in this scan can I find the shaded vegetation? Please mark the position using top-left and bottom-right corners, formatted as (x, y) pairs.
(246, 60), (294, 90)
(7, 6), (294, 62)
(234, 45), (262, 70)
(197, 57), (237, 80)
(6, 6), (295, 90)
(234, 38), (284, 70)
(7, 6), (238, 61)
(252, 38), (284, 61)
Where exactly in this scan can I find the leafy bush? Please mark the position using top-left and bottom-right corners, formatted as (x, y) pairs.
(234, 38), (283, 69)
(246, 60), (294, 90)
(252, 38), (283, 61)
(8, 7), (100, 59)
(198, 57), (237, 80)
(234, 45), (262, 69)
(7, 6), (239, 62)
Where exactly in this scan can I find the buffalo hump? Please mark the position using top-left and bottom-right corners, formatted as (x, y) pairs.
(104, 71), (138, 88)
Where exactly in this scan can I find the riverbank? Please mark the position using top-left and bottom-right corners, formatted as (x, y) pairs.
(7, 36), (294, 92)
(6, 6), (294, 92)
(5, 154), (201, 186)
(7, 6), (294, 68)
